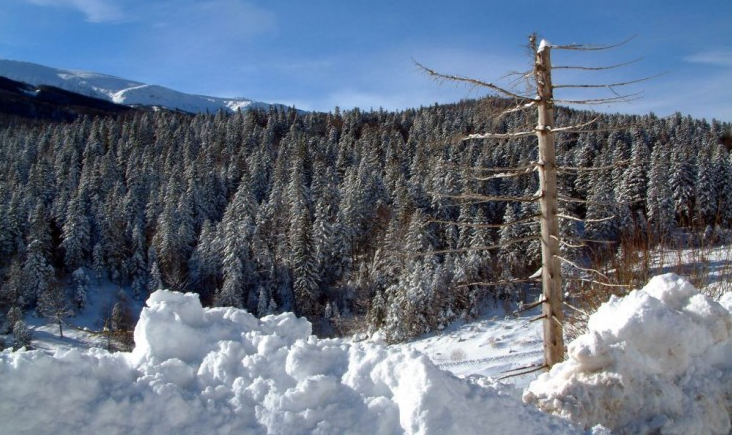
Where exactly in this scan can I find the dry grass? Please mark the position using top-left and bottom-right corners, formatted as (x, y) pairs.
(564, 229), (732, 340)
(450, 348), (467, 362)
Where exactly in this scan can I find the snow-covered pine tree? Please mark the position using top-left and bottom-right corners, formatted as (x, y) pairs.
(291, 206), (320, 317)
(646, 142), (675, 242)
(61, 193), (91, 272)
(695, 147), (717, 231)
(22, 237), (55, 309)
(12, 320), (32, 350)
(670, 144), (697, 227)
(71, 267), (89, 310)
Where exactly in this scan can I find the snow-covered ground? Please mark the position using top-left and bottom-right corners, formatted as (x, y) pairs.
(3, 269), (732, 433)
(406, 307), (544, 389)
(526, 273), (732, 434)
(20, 277), (144, 353)
(1, 290), (585, 435)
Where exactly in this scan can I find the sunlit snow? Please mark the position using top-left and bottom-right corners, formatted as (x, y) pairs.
(0, 59), (275, 114)
(0, 290), (582, 435)
(4, 273), (732, 434)
(525, 274), (732, 434)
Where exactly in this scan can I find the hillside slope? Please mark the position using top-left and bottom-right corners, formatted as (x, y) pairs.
(0, 59), (283, 114)
(0, 75), (135, 124)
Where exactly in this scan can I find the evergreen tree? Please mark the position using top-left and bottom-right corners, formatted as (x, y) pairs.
(291, 207), (320, 317)
(0, 260), (23, 308)
(585, 172), (620, 244)
(620, 133), (650, 218)
(498, 205), (523, 277)
(0, 96), (728, 344)
(188, 219), (222, 299)
(147, 261), (164, 293)
(22, 239), (55, 308)
(646, 143), (675, 242)
(92, 243), (105, 280)
(695, 149), (717, 229)
(128, 223), (148, 300)
(214, 178), (257, 309)
(12, 320), (32, 350)
(670, 145), (696, 226)
(61, 194), (91, 271)
(72, 267), (89, 310)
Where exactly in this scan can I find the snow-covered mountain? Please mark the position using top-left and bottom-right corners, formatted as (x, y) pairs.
(0, 59), (284, 114)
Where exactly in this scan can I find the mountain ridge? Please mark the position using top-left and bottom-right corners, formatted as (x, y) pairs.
(0, 59), (286, 114)
(0, 75), (137, 125)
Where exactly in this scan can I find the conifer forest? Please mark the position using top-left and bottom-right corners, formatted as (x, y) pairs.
(1, 100), (730, 341)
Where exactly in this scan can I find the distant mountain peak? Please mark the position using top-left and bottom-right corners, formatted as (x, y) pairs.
(0, 59), (287, 114)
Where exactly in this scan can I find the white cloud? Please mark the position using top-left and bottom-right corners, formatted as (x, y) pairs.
(684, 49), (732, 67)
(23, 0), (125, 22)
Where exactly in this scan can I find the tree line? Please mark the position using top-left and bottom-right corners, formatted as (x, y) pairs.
(0, 100), (729, 341)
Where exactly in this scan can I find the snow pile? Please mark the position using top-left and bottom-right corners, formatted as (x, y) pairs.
(1, 290), (583, 435)
(525, 273), (732, 434)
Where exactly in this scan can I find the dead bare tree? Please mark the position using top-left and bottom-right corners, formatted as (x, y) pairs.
(418, 34), (645, 370)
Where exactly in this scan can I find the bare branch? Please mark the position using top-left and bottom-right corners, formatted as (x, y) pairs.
(553, 58), (643, 71)
(554, 74), (660, 89)
(498, 101), (537, 116)
(414, 60), (533, 102)
(559, 194), (641, 206)
(472, 166), (536, 181)
(498, 363), (547, 380)
(456, 277), (540, 288)
(558, 194), (615, 206)
(549, 117), (600, 134)
(563, 302), (591, 317)
(530, 314), (547, 323)
(464, 130), (535, 140)
(517, 297), (546, 312)
(564, 277), (633, 288)
(555, 256), (612, 281)
(415, 235), (539, 256)
(461, 163), (538, 173)
(555, 92), (644, 105)
(552, 35), (637, 51)
(557, 213), (617, 224)
(558, 160), (629, 173)
(556, 213), (583, 222)
(428, 214), (540, 229)
(555, 124), (641, 135)
(434, 192), (539, 203)
(565, 237), (617, 245)
(551, 235), (586, 249)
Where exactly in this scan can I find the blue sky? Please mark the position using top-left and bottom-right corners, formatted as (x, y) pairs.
(1, 0), (731, 121)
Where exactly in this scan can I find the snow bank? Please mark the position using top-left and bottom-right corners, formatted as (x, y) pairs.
(1, 290), (582, 435)
(525, 273), (732, 434)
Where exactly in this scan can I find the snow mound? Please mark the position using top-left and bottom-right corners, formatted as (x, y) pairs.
(1, 290), (582, 435)
(524, 273), (732, 434)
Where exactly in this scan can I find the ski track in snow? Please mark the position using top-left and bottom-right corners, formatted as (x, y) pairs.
(437, 349), (544, 369)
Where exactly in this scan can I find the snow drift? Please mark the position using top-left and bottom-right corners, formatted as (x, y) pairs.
(524, 273), (732, 434)
(0, 290), (581, 435)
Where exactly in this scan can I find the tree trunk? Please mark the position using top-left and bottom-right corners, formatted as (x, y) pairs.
(535, 40), (564, 368)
